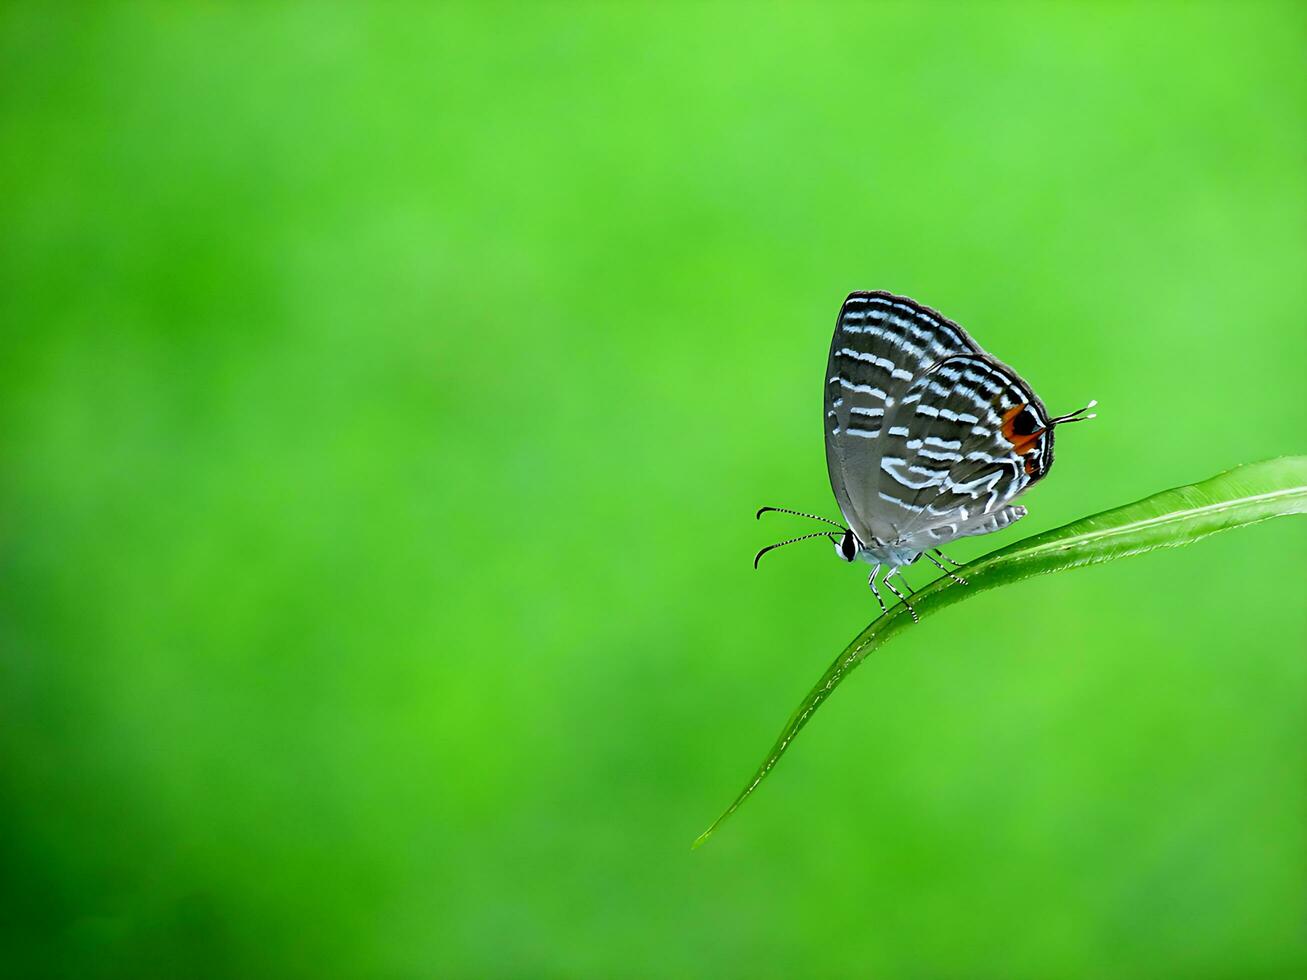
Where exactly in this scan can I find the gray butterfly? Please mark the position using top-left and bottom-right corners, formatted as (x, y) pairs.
(757, 291), (1096, 620)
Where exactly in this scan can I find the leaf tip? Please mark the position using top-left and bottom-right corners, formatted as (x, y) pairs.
(692, 821), (719, 850)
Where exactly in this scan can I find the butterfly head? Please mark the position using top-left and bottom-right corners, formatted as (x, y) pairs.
(754, 507), (858, 569)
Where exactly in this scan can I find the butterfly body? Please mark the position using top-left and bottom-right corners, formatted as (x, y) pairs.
(841, 534), (922, 571)
(757, 291), (1095, 619)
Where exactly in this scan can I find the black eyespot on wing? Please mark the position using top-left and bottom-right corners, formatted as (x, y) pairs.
(1024, 450), (1051, 479)
(1012, 407), (1041, 436)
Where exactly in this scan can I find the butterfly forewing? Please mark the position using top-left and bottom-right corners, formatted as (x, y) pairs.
(824, 292), (980, 543)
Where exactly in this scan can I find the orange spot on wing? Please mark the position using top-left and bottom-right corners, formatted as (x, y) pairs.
(1001, 403), (1046, 456)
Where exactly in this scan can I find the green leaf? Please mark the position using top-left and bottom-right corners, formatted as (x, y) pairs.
(694, 456), (1307, 848)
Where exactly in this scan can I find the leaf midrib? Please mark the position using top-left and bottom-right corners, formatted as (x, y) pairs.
(980, 484), (1307, 567)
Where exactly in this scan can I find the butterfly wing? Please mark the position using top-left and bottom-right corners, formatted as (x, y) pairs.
(874, 352), (1058, 551)
(824, 292), (981, 544)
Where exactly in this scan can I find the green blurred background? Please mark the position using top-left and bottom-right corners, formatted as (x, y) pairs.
(3, 3), (1306, 977)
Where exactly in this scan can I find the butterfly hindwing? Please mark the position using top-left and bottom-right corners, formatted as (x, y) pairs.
(875, 352), (1056, 547)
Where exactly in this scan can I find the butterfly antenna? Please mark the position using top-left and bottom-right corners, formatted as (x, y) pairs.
(754, 532), (838, 570)
(756, 506), (845, 529)
(1050, 398), (1098, 426)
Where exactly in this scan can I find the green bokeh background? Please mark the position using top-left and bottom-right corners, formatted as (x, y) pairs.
(3, 4), (1306, 977)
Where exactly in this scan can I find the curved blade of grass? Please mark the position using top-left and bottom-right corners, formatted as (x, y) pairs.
(695, 456), (1307, 848)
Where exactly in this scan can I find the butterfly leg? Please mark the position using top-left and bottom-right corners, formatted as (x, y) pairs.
(933, 548), (964, 567)
(891, 569), (915, 596)
(883, 572), (920, 623)
(867, 565), (888, 616)
(924, 550), (968, 585)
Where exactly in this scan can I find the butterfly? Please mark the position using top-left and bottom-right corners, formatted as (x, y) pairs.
(756, 291), (1096, 620)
